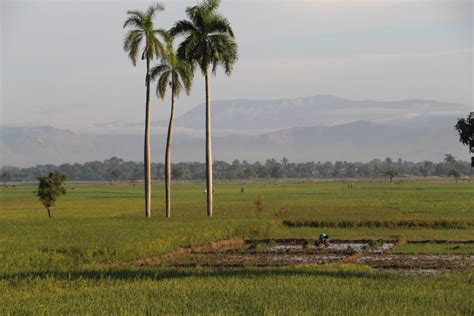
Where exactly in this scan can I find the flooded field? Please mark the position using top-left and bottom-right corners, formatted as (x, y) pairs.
(162, 239), (474, 274)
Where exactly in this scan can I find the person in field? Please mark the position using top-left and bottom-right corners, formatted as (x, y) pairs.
(317, 233), (329, 247)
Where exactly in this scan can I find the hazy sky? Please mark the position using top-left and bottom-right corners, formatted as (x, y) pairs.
(1, 0), (473, 131)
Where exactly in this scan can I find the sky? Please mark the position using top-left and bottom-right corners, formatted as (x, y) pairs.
(1, 0), (473, 132)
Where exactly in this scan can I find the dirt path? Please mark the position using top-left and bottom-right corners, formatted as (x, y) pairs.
(111, 237), (245, 268)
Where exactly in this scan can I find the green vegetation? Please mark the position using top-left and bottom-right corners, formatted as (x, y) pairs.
(35, 171), (68, 218)
(394, 243), (474, 254)
(2, 157), (473, 182)
(283, 219), (474, 229)
(455, 113), (473, 151)
(2, 265), (473, 315)
(1, 179), (473, 313)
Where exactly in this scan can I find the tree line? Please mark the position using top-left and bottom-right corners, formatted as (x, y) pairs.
(2, 156), (472, 183)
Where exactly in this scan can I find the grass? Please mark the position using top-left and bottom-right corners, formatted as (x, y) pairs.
(393, 242), (474, 254)
(0, 178), (473, 313)
(1, 265), (473, 315)
(283, 219), (474, 229)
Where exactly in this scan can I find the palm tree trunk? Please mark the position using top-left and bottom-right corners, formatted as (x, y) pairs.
(47, 207), (52, 218)
(165, 88), (175, 218)
(205, 68), (213, 217)
(144, 57), (152, 218)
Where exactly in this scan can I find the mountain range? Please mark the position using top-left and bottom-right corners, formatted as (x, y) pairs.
(1, 95), (470, 166)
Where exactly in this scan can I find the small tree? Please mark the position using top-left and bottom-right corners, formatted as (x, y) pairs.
(1, 171), (12, 186)
(36, 171), (68, 218)
(385, 169), (398, 183)
(448, 169), (461, 183)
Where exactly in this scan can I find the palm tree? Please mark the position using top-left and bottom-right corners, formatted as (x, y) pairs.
(151, 43), (193, 218)
(123, 3), (167, 217)
(444, 154), (456, 165)
(170, 0), (238, 216)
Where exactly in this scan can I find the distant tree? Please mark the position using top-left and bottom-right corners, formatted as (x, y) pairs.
(172, 165), (188, 180)
(423, 161), (434, 177)
(171, 0), (238, 216)
(455, 114), (474, 152)
(110, 168), (124, 182)
(36, 171), (68, 218)
(123, 3), (167, 218)
(346, 163), (357, 178)
(444, 154), (456, 165)
(385, 169), (398, 183)
(1, 171), (12, 186)
(271, 165), (284, 179)
(397, 158), (403, 167)
(448, 169), (461, 183)
(151, 41), (193, 218)
(4, 157), (474, 182)
(333, 161), (344, 178)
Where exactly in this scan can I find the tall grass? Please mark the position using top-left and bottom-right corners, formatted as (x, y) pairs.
(1, 265), (472, 315)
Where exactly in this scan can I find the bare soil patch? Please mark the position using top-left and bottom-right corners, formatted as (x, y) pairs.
(158, 239), (474, 273)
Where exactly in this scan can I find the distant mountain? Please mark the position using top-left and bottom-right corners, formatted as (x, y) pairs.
(0, 119), (468, 167)
(158, 95), (469, 131)
(94, 95), (469, 135)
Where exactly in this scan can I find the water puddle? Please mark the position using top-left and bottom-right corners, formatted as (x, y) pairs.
(265, 241), (395, 254)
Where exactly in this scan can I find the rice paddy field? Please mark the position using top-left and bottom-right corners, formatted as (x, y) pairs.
(1, 178), (473, 314)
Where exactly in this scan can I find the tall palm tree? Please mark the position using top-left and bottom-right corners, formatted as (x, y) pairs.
(123, 3), (167, 217)
(151, 43), (193, 218)
(170, 0), (238, 217)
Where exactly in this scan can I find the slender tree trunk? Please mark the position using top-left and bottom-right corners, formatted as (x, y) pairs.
(165, 88), (175, 218)
(47, 207), (53, 218)
(144, 58), (152, 218)
(205, 68), (213, 217)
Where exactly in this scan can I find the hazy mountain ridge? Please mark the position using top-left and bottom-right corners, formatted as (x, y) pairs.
(162, 95), (469, 130)
(0, 119), (468, 167)
(2, 96), (470, 166)
(92, 95), (469, 135)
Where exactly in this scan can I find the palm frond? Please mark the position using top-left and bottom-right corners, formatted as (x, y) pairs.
(146, 3), (165, 18)
(171, 0), (237, 76)
(157, 71), (170, 99)
(207, 14), (234, 37)
(123, 30), (143, 66)
(123, 3), (167, 65)
(123, 17), (142, 29)
(169, 20), (197, 37)
(156, 28), (171, 42)
(204, 0), (220, 12)
(177, 61), (193, 95)
(150, 64), (170, 80)
(172, 72), (183, 97)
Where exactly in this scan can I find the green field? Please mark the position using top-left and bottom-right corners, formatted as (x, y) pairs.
(1, 178), (473, 314)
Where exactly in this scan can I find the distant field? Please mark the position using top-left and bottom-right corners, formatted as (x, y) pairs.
(1, 178), (473, 314)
